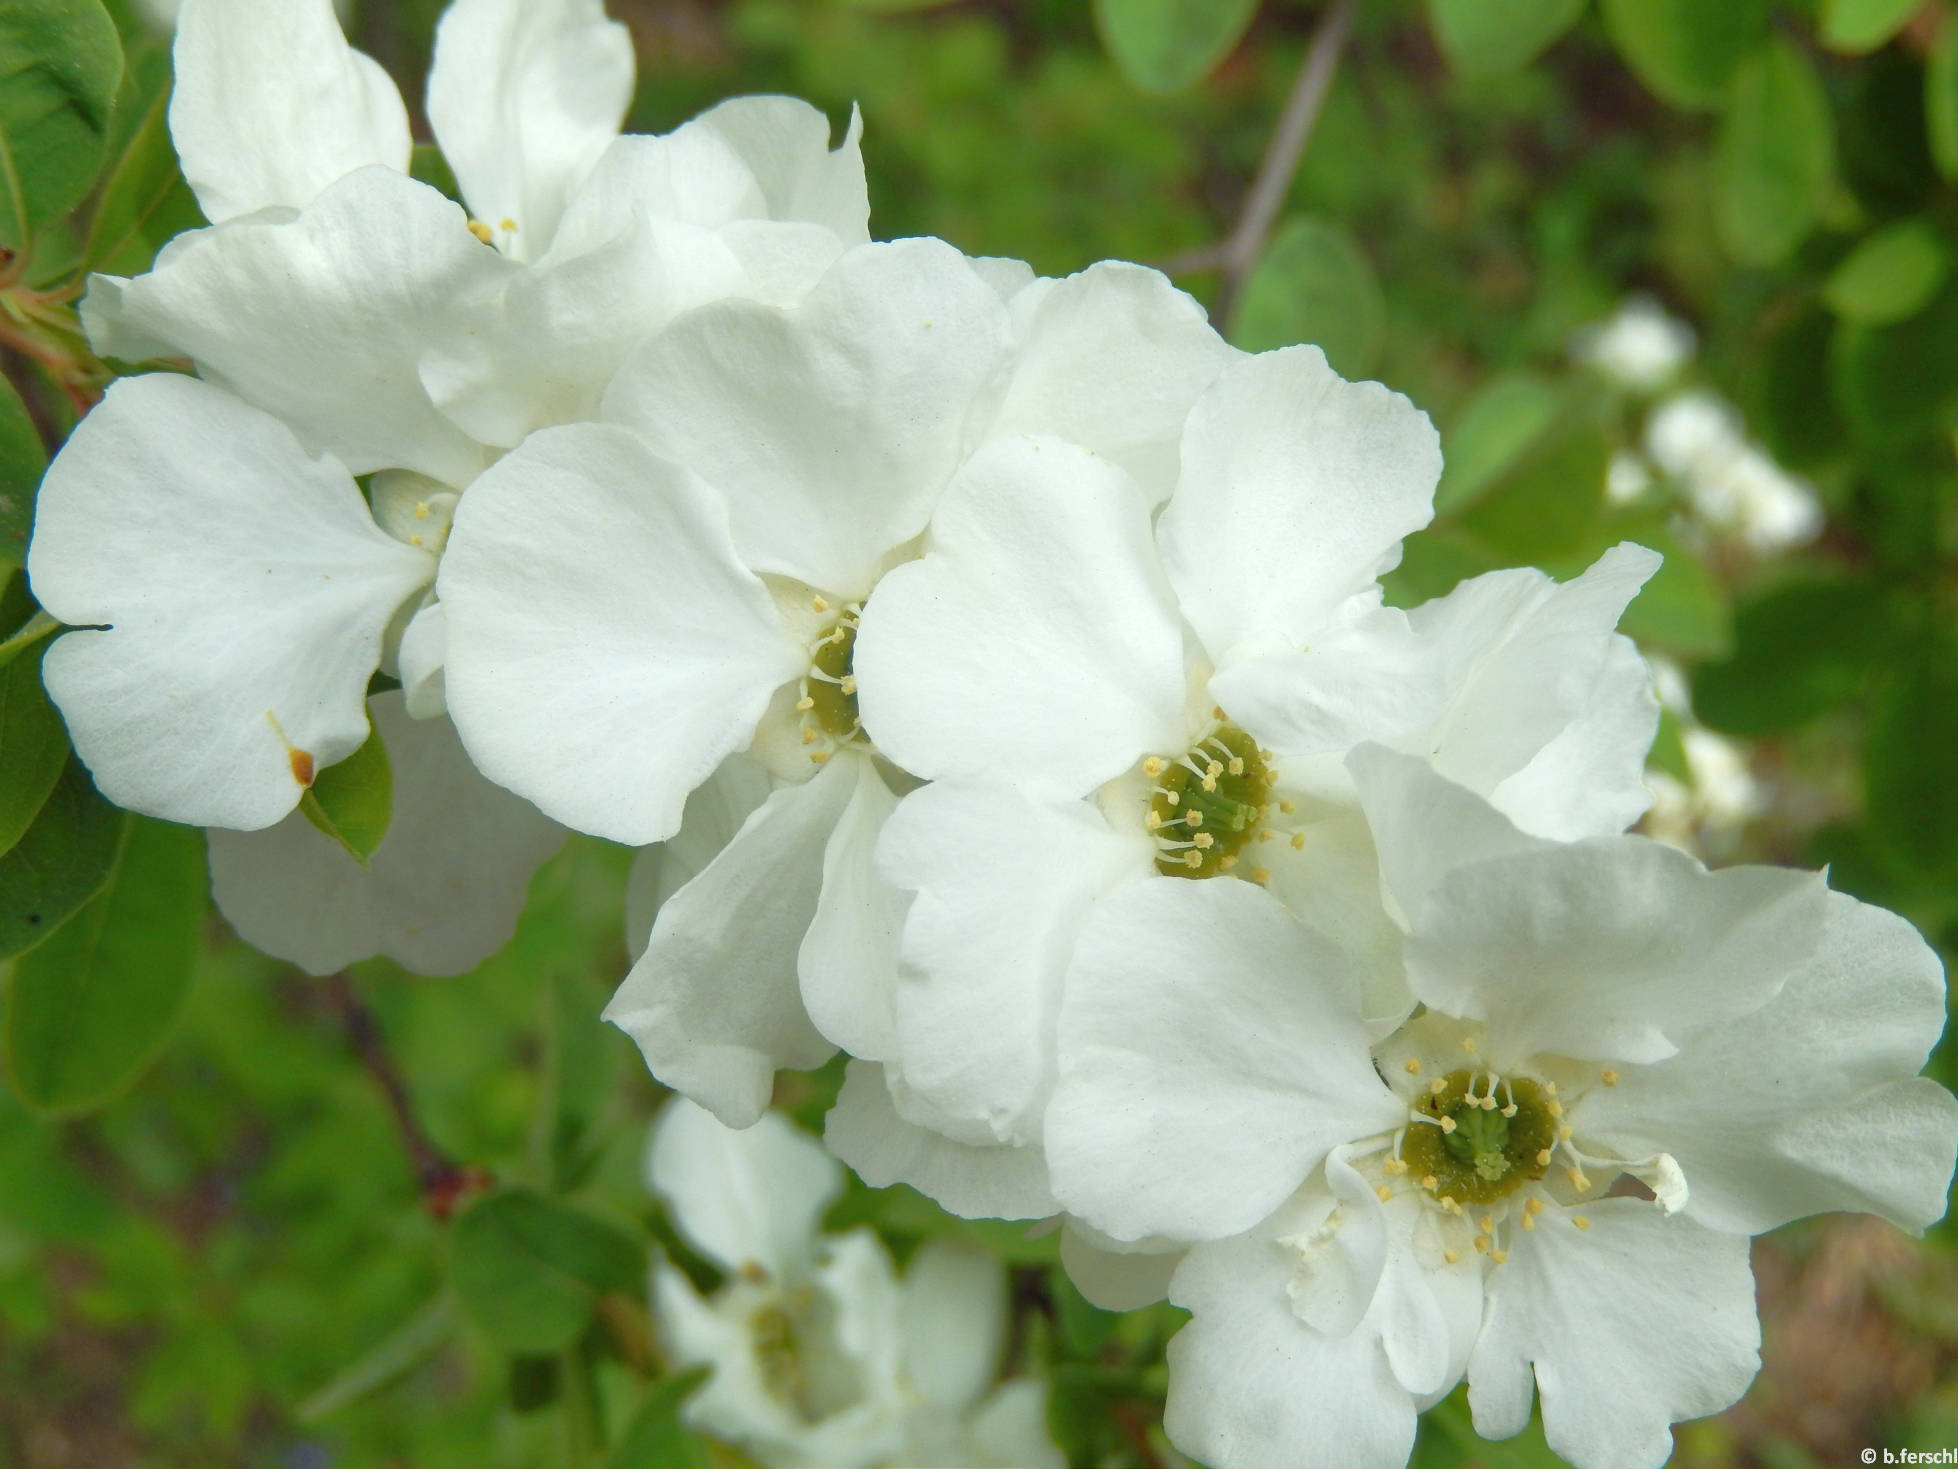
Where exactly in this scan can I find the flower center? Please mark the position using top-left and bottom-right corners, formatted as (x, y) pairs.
(1143, 722), (1281, 879)
(794, 602), (868, 764)
(1399, 1069), (1557, 1205)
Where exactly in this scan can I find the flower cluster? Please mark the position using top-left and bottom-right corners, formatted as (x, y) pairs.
(23, 2), (1958, 1466)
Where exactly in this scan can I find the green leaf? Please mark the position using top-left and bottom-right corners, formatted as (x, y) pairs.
(0, 607), (56, 670)
(1865, 649), (1958, 880)
(81, 80), (198, 274)
(1428, 0), (1586, 78)
(1600, 0), (1770, 108)
(1457, 418), (1610, 563)
(407, 142), (460, 205)
(0, 0), (124, 249)
(1433, 373), (1561, 517)
(1091, 0), (1258, 94)
(0, 644), (68, 856)
(1230, 217), (1386, 379)
(298, 719), (393, 867)
(6, 815), (204, 1114)
(606, 1369), (713, 1469)
(449, 1188), (647, 1354)
(1593, 522), (1730, 658)
(1820, 0), (1920, 54)
(297, 1295), (457, 1424)
(1714, 38), (1835, 268)
(1691, 579), (1894, 735)
(0, 371), (46, 571)
(1823, 219), (1949, 324)
(1830, 277), (1958, 434)
(0, 755), (121, 959)
(1929, 17), (1958, 180)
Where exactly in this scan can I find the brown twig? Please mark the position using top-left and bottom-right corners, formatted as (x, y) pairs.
(1162, 0), (1361, 331)
(320, 972), (482, 1218)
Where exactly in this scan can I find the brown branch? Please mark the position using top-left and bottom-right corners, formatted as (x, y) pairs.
(1164, 0), (1361, 330)
(320, 972), (482, 1218)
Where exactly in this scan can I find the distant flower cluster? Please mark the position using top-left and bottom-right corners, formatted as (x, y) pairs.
(25, 3), (1957, 1466)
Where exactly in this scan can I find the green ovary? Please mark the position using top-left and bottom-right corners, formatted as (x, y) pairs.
(1399, 1070), (1558, 1205)
(1146, 723), (1276, 879)
(803, 616), (862, 741)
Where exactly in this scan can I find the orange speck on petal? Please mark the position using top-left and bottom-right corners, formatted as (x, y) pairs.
(290, 749), (315, 787)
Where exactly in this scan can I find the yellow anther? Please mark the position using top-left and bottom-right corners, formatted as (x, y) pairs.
(1201, 775), (1218, 792)
(1491, 1249), (1508, 1265)
(800, 728), (819, 745)
(1163, 791), (1179, 806)
(498, 217), (517, 232)
(1473, 1235), (1490, 1253)
(1479, 1215), (1495, 1235)
(1558, 1124), (1573, 1141)
(1258, 828), (1275, 842)
(1420, 1175), (1438, 1192)
(795, 696), (815, 712)
(1193, 832), (1215, 849)
(1182, 851), (1202, 869)
(1546, 1099), (1563, 1118)
(1536, 1149), (1553, 1166)
(408, 534), (424, 547)
(1567, 1168), (1591, 1191)
(1290, 832), (1307, 850)
(1442, 1197), (1462, 1215)
(1460, 1036), (1478, 1053)
(1250, 867), (1271, 884)
(1383, 1158), (1408, 1175)
(1525, 1197), (1544, 1216)
(1185, 809), (1204, 827)
(1279, 799), (1296, 814)
(1429, 1078), (1447, 1096)
(839, 675), (857, 695)
(1145, 811), (1163, 830)
(1543, 1081), (1558, 1096)
(1211, 705), (1226, 720)
(1207, 761), (1223, 778)
(1404, 1059), (1422, 1075)
(1228, 757), (1245, 775)
(467, 219), (493, 243)
(413, 502), (430, 520)
(830, 628), (848, 645)
(1444, 1248), (1461, 1264)
(1375, 1185), (1393, 1203)
(811, 596), (829, 612)
(1571, 1216), (1591, 1231)
(808, 749), (830, 765)
(1439, 1116), (1456, 1134)
(1520, 1214), (1536, 1231)
(1144, 756), (1166, 777)
(1601, 1068), (1620, 1087)
(1218, 854), (1238, 871)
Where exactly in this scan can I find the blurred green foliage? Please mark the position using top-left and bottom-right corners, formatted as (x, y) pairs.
(2, 0), (1958, 1464)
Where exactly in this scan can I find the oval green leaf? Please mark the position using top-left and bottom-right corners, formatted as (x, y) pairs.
(450, 1188), (647, 1355)
(1821, 0), (1920, 54)
(82, 81), (200, 274)
(0, 643), (69, 856)
(1600, 0), (1770, 108)
(1714, 38), (1835, 268)
(0, 0), (124, 249)
(1433, 373), (1562, 517)
(1230, 216), (1385, 379)
(606, 1369), (714, 1469)
(299, 717), (393, 867)
(0, 755), (122, 959)
(1823, 218), (1949, 324)
(1830, 277), (1958, 434)
(0, 371), (45, 570)
(1865, 650), (1958, 880)
(6, 815), (204, 1114)
(1428, 0), (1586, 78)
(1457, 418), (1610, 563)
(1691, 579), (1894, 735)
(1928, 17), (1958, 181)
(1092, 0), (1258, 95)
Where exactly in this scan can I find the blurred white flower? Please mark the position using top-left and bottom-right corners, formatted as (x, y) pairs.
(1571, 297), (1695, 393)
(1646, 391), (1823, 553)
(1605, 449), (1653, 505)
(645, 1098), (1065, 1469)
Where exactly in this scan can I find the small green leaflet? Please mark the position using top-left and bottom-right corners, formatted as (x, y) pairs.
(299, 718), (393, 866)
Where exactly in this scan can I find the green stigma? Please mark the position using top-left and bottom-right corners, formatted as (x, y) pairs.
(797, 609), (864, 761)
(1144, 723), (1279, 880)
(1399, 1069), (1557, 1205)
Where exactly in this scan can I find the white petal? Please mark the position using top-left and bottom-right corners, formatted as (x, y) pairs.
(426, 0), (633, 259)
(1405, 833), (1828, 1069)
(83, 168), (510, 486)
(962, 1379), (1067, 1469)
(605, 764), (849, 1127)
(1346, 746), (1550, 929)
(900, 1238), (1006, 1410)
(604, 237), (1012, 593)
(29, 375), (432, 829)
(1048, 877), (1405, 1244)
(680, 96), (870, 245)
(1260, 803), (1411, 1030)
(170, 0), (409, 221)
(1165, 1231), (1419, 1469)
(1468, 1199), (1759, 1469)
(798, 757), (905, 1063)
(207, 694), (563, 974)
(993, 262), (1237, 500)
(1488, 634), (1658, 841)
(1159, 347), (1439, 665)
(646, 1095), (840, 1278)
(1411, 543), (1661, 837)
(854, 438), (1188, 797)
(824, 1061), (1059, 1221)
(438, 422), (803, 845)
(879, 781), (1148, 1145)
(1058, 1222), (1183, 1310)
(1576, 889), (1958, 1235)
(625, 757), (774, 961)
(396, 600), (447, 718)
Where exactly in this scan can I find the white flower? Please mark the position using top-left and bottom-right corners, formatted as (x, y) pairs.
(438, 242), (1237, 1124)
(835, 347), (1657, 1199)
(1571, 296), (1695, 393)
(1645, 390), (1822, 553)
(1041, 748), (1957, 1469)
(645, 1098), (1065, 1469)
